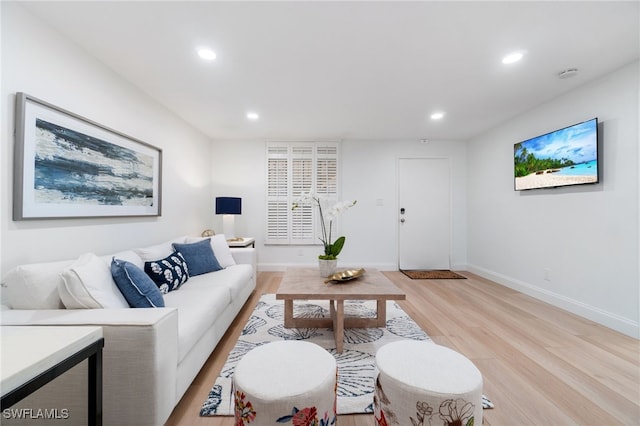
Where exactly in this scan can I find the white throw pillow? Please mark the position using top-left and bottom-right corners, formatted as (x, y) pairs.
(211, 234), (237, 268)
(100, 250), (144, 270)
(59, 253), (129, 309)
(186, 234), (236, 268)
(3, 260), (72, 309)
(134, 236), (187, 261)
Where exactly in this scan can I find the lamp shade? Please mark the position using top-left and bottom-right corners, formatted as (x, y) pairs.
(215, 197), (242, 215)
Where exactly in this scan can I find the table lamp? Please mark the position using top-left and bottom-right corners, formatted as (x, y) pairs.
(215, 197), (242, 239)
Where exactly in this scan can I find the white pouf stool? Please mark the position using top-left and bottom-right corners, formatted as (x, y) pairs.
(374, 341), (483, 426)
(233, 340), (337, 425)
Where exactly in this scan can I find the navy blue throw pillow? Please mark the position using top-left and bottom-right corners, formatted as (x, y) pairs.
(110, 258), (165, 308)
(172, 239), (222, 276)
(144, 251), (189, 294)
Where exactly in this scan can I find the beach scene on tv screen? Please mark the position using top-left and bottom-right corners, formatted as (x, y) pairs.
(514, 119), (598, 190)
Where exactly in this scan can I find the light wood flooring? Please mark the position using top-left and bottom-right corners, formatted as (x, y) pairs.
(165, 271), (639, 425)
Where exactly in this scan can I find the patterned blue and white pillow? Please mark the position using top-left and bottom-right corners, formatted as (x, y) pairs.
(144, 251), (189, 294)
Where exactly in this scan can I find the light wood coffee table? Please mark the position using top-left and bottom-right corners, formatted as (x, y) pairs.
(275, 267), (406, 353)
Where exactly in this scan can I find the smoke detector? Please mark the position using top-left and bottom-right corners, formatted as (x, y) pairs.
(558, 68), (579, 79)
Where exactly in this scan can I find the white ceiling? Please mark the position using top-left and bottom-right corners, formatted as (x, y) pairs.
(19, 1), (640, 141)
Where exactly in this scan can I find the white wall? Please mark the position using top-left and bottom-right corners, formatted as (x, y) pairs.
(341, 140), (468, 271)
(0, 3), (4, 281)
(4, 2), (635, 338)
(210, 138), (467, 271)
(467, 61), (639, 338)
(1, 3), (214, 275)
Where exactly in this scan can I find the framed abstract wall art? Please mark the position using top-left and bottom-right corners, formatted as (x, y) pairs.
(13, 93), (162, 220)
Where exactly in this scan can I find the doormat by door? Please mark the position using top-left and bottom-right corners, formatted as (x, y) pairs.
(401, 270), (467, 279)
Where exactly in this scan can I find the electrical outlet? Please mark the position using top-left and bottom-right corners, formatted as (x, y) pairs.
(544, 268), (551, 281)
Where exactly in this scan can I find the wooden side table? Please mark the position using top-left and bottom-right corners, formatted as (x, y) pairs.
(1, 326), (104, 426)
(227, 237), (255, 248)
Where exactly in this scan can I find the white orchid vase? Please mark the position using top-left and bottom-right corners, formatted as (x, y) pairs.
(292, 193), (357, 260)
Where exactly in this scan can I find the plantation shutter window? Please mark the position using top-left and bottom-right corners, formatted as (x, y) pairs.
(316, 145), (338, 198)
(265, 142), (340, 245)
(266, 146), (289, 242)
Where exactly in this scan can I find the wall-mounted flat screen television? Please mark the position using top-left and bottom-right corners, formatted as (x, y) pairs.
(514, 118), (599, 191)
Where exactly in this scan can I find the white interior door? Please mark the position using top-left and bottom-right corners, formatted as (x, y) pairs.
(398, 158), (451, 270)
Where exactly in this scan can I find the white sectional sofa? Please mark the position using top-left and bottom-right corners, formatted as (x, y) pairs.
(1, 235), (256, 425)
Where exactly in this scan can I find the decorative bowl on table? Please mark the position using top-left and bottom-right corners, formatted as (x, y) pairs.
(324, 268), (365, 283)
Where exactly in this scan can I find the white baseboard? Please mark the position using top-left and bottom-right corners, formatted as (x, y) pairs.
(450, 263), (467, 271)
(258, 263), (311, 272)
(258, 262), (398, 272)
(467, 264), (639, 339)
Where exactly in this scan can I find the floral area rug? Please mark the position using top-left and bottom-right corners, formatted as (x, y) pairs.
(200, 293), (493, 416)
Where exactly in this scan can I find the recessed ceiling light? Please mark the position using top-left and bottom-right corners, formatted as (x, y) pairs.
(558, 68), (579, 79)
(502, 52), (524, 64)
(197, 48), (216, 61)
(430, 112), (445, 120)
(246, 112), (259, 121)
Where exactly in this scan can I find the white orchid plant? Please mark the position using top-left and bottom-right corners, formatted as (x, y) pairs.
(292, 192), (357, 260)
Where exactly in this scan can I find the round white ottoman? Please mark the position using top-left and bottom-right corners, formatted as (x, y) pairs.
(233, 340), (337, 425)
(374, 341), (483, 426)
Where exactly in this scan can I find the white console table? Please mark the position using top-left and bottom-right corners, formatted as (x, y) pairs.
(1, 326), (104, 426)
